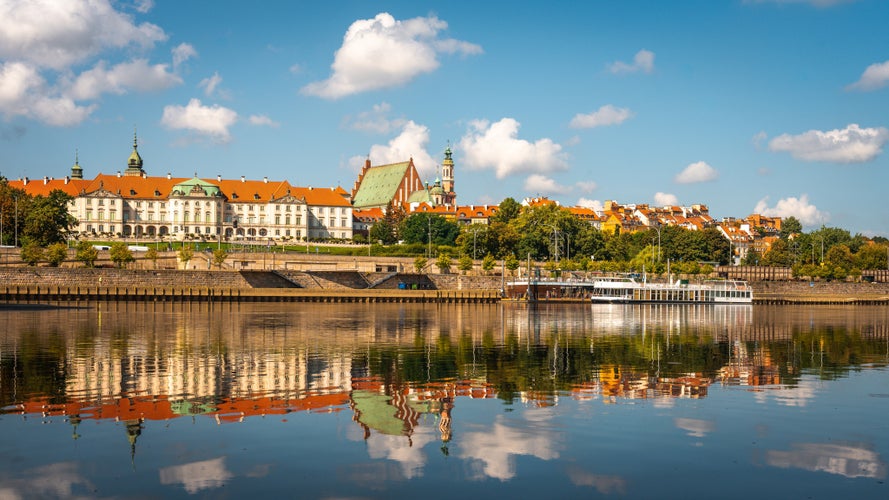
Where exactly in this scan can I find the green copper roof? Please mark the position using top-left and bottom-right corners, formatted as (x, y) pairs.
(171, 177), (223, 197)
(352, 162), (411, 208)
(407, 187), (433, 203)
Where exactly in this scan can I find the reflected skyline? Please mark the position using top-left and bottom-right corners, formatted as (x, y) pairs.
(1, 303), (888, 497)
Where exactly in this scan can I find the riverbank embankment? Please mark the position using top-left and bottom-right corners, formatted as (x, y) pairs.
(1, 268), (888, 304)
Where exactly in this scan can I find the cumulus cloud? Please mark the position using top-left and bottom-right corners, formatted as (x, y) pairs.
(349, 120), (437, 178)
(577, 198), (604, 212)
(459, 118), (568, 179)
(754, 194), (828, 227)
(675, 161), (718, 184)
(524, 174), (572, 195)
(134, 0), (155, 14)
(343, 102), (406, 134)
(0, 61), (95, 126)
(654, 192), (679, 206)
(768, 124), (889, 163)
(0, 1), (191, 126)
(846, 60), (889, 92)
(161, 98), (238, 143)
(570, 105), (634, 129)
(172, 43), (197, 70)
(248, 115), (279, 127)
(66, 59), (181, 100)
(301, 12), (481, 99)
(0, 0), (166, 70)
(607, 49), (655, 75)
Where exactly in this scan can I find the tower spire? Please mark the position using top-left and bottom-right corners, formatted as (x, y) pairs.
(71, 149), (83, 179)
(125, 127), (144, 176)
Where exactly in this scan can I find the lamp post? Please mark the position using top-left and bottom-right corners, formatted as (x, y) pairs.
(14, 196), (18, 248)
(470, 226), (486, 260)
(427, 215), (432, 258)
(651, 222), (661, 263)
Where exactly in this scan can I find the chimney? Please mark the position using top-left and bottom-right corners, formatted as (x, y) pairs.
(23, 177), (29, 185)
(43, 176), (49, 184)
(217, 174), (221, 182)
(167, 172), (172, 179)
(65, 176), (70, 184)
(241, 176), (246, 183)
(116, 171), (121, 178)
(263, 177), (268, 183)
(142, 172), (147, 179)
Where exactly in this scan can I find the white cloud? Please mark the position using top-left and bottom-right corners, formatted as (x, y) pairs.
(575, 180), (598, 193)
(349, 120), (438, 178)
(161, 98), (238, 143)
(343, 102), (406, 134)
(66, 59), (181, 100)
(752, 130), (768, 149)
(301, 12), (481, 99)
(289, 63), (302, 75)
(524, 174), (572, 195)
(570, 105), (633, 129)
(199, 72), (223, 97)
(458, 118), (568, 179)
(577, 198), (604, 212)
(607, 49), (655, 75)
(754, 194), (828, 227)
(248, 115), (279, 127)
(768, 124), (889, 163)
(654, 192), (679, 206)
(846, 60), (889, 92)
(172, 43), (197, 70)
(0, 0), (166, 70)
(0, 61), (95, 126)
(674, 161), (718, 184)
(159, 457), (233, 494)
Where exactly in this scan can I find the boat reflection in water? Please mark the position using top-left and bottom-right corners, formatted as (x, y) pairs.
(0, 302), (887, 497)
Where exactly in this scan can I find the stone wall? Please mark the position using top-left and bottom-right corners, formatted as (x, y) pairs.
(0, 268), (255, 289)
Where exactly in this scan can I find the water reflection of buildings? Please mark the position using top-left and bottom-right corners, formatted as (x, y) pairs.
(3, 303), (889, 453)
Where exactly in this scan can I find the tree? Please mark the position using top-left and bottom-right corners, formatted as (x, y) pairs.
(212, 249), (228, 269)
(145, 247), (159, 269)
(505, 254), (520, 276)
(21, 242), (44, 266)
(436, 252), (452, 273)
(741, 248), (760, 266)
(109, 242), (134, 268)
(458, 254), (473, 274)
(490, 197), (521, 224)
(179, 246), (194, 268)
(780, 217), (802, 239)
(400, 213), (460, 246)
(75, 241), (98, 267)
(368, 220), (397, 245)
(0, 180), (28, 246)
(855, 243), (888, 270)
(482, 254), (496, 274)
(22, 190), (75, 247)
(762, 239), (794, 267)
(413, 256), (427, 273)
(46, 243), (68, 267)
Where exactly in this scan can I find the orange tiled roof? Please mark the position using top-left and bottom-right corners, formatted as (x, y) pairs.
(8, 177), (90, 197)
(290, 186), (353, 207)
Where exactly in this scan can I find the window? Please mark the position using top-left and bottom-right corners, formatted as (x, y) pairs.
(275, 215), (281, 225)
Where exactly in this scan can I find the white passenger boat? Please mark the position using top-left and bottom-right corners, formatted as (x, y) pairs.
(590, 277), (753, 304)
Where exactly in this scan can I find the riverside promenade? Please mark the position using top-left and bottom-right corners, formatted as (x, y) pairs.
(1, 267), (889, 305)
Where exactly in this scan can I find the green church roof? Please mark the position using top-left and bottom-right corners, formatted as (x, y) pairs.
(351, 162), (412, 208)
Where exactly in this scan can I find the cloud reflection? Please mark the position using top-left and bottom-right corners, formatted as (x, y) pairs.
(766, 443), (887, 479)
(566, 466), (628, 495)
(458, 415), (560, 481)
(159, 456), (234, 493)
(674, 418), (715, 438)
(364, 426), (438, 479)
(0, 462), (96, 499)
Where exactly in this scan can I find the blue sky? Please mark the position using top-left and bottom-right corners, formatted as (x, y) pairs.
(2, 0), (888, 235)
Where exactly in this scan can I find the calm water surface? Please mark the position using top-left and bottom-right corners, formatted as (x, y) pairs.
(1, 302), (887, 499)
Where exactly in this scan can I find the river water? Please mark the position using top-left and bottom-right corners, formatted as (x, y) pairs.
(1, 302), (887, 499)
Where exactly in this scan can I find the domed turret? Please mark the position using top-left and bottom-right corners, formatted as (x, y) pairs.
(71, 150), (83, 179)
(125, 130), (144, 177)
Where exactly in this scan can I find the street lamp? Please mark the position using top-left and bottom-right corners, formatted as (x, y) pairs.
(427, 215), (432, 258)
(470, 226), (486, 260)
(651, 222), (661, 263)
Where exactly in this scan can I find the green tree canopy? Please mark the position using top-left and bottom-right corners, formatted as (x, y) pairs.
(46, 243), (68, 267)
(75, 241), (99, 268)
(109, 242), (134, 268)
(399, 213), (460, 246)
(22, 190), (75, 247)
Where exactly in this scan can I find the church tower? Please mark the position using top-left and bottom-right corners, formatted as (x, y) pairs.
(441, 144), (455, 202)
(125, 130), (145, 177)
(71, 150), (83, 179)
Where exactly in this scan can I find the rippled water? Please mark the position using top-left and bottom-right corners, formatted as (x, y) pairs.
(1, 302), (887, 498)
